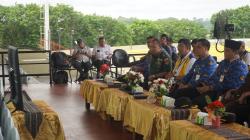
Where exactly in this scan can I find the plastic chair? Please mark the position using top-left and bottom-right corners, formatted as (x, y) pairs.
(0, 100), (3, 122)
(51, 52), (73, 83)
(6, 127), (19, 140)
(0, 104), (8, 127)
(3, 116), (13, 137)
(0, 127), (3, 140)
(111, 49), (136, 78)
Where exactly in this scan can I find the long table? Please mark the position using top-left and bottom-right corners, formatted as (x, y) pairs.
(80, 80), (201, 140)
(80, 80), (108, 110)
(80, 80), (250, 140)
(7, 100), (65, 140)
(96, 88), (134, 121)
(124, 98), (199, 140)
(170, 120), (250, 140)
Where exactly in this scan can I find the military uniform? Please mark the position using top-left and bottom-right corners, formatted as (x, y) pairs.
(171, 58), (248, 109)
(207, 59), (248, 94)
(236, 72), (250, 94)
(149, 50), (172, 76)
(181, 55), (217, 87)
(134, 53), (151, 78)
(171, 39), (249, 110)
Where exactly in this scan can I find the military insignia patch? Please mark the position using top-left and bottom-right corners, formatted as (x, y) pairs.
(240, 76), (245, 81)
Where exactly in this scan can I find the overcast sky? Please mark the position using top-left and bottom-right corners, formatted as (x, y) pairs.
(1, 0), (250, 20)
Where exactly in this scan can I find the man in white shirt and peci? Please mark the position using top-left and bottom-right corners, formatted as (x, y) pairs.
(92, 36), (112, 78)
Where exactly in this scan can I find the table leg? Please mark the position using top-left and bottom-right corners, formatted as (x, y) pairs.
(85, 101), (90, 111)
(132, 130), (136, 140)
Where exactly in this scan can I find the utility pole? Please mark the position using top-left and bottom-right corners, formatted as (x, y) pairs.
(44, 0), (50, 50)
(70, 30), (74, 55)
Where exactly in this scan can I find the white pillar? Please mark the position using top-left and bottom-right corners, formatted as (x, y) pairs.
(44, 0), (50, 50)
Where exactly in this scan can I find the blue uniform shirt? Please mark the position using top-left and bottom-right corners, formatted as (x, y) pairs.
(208, 59), (248, 93)
(181, 55), (217, 87)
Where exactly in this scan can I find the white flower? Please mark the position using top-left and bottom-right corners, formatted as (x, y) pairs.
(153, 79), (159, 83)
(160, 84), (167, 90)
(130, 71), (136, 75)
(126, 71), (144, 84)
(149, 88), (154, 92)
(149, 78), (174, 95)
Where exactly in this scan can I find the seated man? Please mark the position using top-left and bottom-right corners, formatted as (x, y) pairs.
(171, 39), (248, 109)
(166, 38), (196, 81)
(167, 37), (178, 65)
(191, 39), (199, 54)
(92, 37), (112, 78)
(148, 38), (172, 81)
(71, 39), (92, 82)
(224, 72), (250, 126)
(171, 39), (217, 92)
(160, 34), (172, 57)
(226, 91), (250, 126)
(130, 36), (154, 78)
(239, 41), (250, 69)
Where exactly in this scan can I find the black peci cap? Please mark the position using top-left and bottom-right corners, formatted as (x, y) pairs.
(225, 39), (241, 51)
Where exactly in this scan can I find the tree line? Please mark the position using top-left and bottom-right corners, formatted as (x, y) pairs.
(0, 4), (249, 49)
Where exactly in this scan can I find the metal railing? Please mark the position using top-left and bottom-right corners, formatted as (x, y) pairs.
(0, 49), (146, 88)
(0, 50), (52, 89)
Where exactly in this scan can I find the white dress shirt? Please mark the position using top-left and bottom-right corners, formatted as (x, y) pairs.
(72, 46), (92, 63)
(92, 44), (112, 61)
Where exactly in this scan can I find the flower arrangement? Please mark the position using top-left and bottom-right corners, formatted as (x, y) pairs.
(99, 64), (110, 78)
(124, 71), (144, 86)
(123, 71), (144, 93)
(206, 96), (225, 117)
(206, 96), (225, 128)
(207, 100), (225, 116)
(149, 78), (174, 97)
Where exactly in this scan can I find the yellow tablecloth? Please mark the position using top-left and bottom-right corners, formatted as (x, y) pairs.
(170, 120), (250, 140)
(123, 98), (199, 140)
(96, 88), (132, 121)
(7, 100), (65, 140)
(80, 80), (108, 109)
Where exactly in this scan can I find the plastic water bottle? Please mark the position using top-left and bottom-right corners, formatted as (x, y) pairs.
(243, 122), (248, 128)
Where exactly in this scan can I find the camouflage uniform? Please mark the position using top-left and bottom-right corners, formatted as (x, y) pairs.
(149, 50), (172, 76)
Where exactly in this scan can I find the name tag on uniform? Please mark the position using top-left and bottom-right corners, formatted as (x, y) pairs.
(195, 74), (200, 80)
(219, 75), (224, 82)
